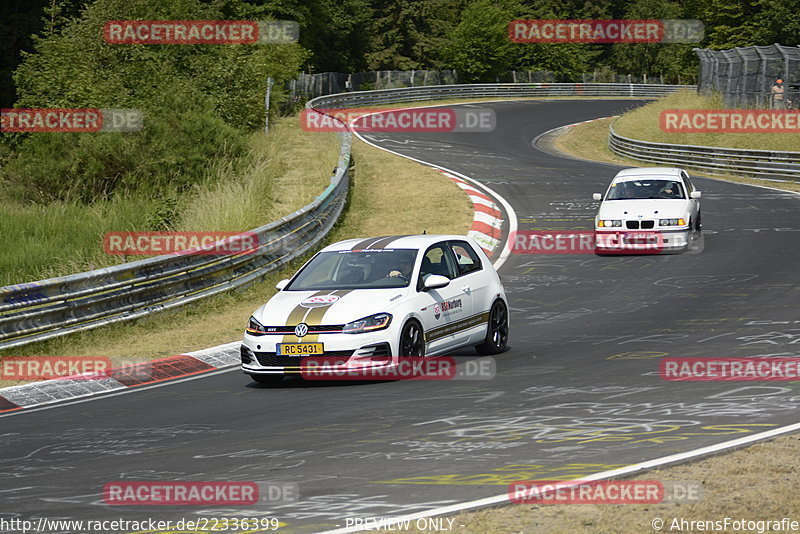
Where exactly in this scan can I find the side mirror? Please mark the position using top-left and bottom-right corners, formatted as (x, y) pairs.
(423, 275), (450, 290)
(275, 279), (290, 290)
(690, 191), (701, 199)
(592, 193), (602, 201)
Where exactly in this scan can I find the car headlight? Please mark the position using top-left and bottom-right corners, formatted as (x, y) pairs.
(342, 313), (392, 334)
(659, 218), (686, 226)
(246, 316), (267, 335)
(597, 220), (622, 228)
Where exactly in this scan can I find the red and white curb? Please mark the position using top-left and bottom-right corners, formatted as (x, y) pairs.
(0, 342), (240, 414)
(436, 170), (503, 257)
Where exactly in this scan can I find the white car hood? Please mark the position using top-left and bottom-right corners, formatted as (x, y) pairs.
(254, 287), (410, 326)
(598, 199), (689, 220)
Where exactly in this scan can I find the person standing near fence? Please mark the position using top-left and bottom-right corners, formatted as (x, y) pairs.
(771, 78), (786, 108)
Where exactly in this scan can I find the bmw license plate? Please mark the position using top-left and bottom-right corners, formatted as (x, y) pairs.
(276, 343), (324, 356)
(626, 232), (656, 242)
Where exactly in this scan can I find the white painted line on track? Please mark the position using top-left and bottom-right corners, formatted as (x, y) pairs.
(320, 420), (800, 533)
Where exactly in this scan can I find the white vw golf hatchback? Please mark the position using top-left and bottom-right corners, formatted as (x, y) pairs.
(241, 235), (509, 383)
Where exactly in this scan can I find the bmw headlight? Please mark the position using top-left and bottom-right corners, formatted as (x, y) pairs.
(343, 313), (392, 334)
(246, 316), (267, 335)
(659, 218), (686, 226)
(597, 220), (622, 228)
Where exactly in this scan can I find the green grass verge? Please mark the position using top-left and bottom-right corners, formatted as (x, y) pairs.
(614, 90), (800, 152)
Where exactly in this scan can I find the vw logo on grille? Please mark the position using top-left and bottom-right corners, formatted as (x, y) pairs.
(294, 323), (309, 337)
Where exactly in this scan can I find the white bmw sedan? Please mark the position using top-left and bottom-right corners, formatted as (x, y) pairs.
(241, 235), (509, 383)
(593, 167), (702, 253)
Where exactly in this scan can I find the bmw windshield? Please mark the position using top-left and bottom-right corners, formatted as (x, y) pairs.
(606, 179), (686, 200)
(286, 249), (418, 290)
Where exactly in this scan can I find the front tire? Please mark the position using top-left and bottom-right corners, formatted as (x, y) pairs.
(399, 320), (425, 357)
(476, 300), (509, 355)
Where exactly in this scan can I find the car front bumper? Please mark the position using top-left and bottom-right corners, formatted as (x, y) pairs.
(595, 228), (690, 253)
(241, 330), (398, 376)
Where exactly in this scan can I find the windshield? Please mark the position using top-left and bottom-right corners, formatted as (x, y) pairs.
(606, 179), (685, 200)
(286, 249), (418, 290)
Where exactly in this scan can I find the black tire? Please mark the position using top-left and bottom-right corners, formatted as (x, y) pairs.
(476, 300), (509, 355)
(399, 320), (425, 357)
(695, 211), (702, 232)
(250, 374), (283, 384)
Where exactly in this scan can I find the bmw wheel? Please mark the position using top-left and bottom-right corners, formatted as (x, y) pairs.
(476, 300), (509, 355)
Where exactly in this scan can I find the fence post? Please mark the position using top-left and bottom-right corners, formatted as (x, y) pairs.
(264, 76), (273, 133)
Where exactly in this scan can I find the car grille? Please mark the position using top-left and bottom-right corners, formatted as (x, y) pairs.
(254, 350), (354, 368)
(625, 220), (655, 229)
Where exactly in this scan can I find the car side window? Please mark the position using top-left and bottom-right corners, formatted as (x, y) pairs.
(450, 241), (482, 276)
(682, 172), (695, 193)
(417, 243), (458, 290)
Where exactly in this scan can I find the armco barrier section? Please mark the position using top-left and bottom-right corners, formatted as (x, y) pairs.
(309, 83), (693, 109)
(0, 83), (689, 350)
(609, 122), (800, 180)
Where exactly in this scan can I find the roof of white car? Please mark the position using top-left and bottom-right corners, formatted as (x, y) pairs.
(613, 167), (684, 182)
(322, 235), (472, 252)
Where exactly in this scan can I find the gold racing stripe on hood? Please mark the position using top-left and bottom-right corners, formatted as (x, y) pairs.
(280, 289), (352, 343)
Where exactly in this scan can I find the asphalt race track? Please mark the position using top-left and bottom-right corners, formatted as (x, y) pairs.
(2, 100), (800, 533)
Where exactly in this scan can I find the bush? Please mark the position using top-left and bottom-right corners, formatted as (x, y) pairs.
(2, 85), (248, 202)
(2, 0), (307, 203)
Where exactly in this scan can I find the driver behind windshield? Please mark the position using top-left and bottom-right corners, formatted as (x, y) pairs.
(388, 257), (414, 279)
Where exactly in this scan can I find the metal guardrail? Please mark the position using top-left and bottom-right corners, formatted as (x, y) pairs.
(608, 122), (800, 180)
(0, 82), (690, 351)
(311, 83), (693, 109)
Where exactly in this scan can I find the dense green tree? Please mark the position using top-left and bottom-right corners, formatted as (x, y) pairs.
(4, 0), (307, 202)
(608, 0), (697, 80)
(753, 0), (800, 46)
(700, 0), (764, 49)
(237, 0), (372, 72)
(513, 0), (605, 78)
(440, 0), (519, 81)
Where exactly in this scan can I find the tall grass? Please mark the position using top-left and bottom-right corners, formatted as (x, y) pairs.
(614, 90), (800, 152)
(0, 195), (158, 286)
(179, 117), (339, 232)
